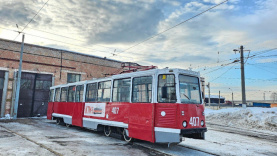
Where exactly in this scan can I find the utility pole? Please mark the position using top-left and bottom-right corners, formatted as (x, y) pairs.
(218, 90), (220, 109)
(207, 82), (211, 107)
(240, 46), (246, 108)
(13, 34), (25, 119)
(232, 92), (234, 107)
(234, 45), (249, 108)
(229, 88), (234, 107)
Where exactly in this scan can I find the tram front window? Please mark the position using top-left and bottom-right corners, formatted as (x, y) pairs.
(179, 75), (201, 104)
(158, 74), (176, 103)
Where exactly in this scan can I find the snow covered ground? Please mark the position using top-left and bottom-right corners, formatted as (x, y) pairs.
(0, 107), (276, 156)
(205, 107), (277, 133)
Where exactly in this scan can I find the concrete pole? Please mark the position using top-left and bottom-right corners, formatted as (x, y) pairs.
(13, 34), (25, 119)
(218, 90), (220, 109)
(240, 45), (247, 108)
(232, 92), (234, 107)
(208, 82), (211, 107)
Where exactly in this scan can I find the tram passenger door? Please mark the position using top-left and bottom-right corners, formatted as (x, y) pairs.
(128, 103), (155, 143)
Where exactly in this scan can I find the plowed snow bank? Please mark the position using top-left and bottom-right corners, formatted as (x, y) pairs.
(206, 107), (277, 132)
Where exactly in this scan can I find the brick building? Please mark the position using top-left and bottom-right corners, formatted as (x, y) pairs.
(0, 38), (127, 118)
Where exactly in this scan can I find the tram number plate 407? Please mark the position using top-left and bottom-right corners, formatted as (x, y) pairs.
(189, 117), (199, 126)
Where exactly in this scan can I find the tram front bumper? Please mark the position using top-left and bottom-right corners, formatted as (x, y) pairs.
(181, 128), (207, 135)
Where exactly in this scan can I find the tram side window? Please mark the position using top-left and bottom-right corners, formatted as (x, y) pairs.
(132, 76), (152, 103)
(60, 87), (68, 102)
(86, 83), (97, 102)
(54, 88), (60, 102)
(76, 85), (84, 102)
(158, 74), (176, 103)
(113, 78), (131, 102)
(97, 81), (111, 102)
(49, 89), (54, 102)
(67, 86), (75, 102)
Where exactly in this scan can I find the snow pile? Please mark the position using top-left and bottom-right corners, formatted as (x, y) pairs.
(0, 114), (11, 120)
(205, 107), (277, 131)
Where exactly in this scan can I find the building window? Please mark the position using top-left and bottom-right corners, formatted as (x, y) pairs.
(67, 73), (81, 83)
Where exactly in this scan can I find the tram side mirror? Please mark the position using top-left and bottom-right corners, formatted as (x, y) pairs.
(162, 86), (168, 98)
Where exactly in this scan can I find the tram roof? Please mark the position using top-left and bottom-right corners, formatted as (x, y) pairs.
(51, 68), (200, 89)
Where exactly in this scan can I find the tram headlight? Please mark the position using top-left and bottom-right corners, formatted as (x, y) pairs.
(182, 121), (187, 128)
(201, 120), (204, 126)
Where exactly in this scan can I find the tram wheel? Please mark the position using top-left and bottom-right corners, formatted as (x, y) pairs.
(104, 126), (112, 137)
(56, 118), (61, 125)
(66, 124), (71, 127)
(123, 129), (133, 142)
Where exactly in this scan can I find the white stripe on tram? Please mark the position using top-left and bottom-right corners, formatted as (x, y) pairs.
(154, 127), (180, 133)
(52, 113), (72, 119)
(83, 117), (128, 128)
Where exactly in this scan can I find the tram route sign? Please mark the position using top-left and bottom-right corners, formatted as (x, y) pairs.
(84, 103), (106, 117)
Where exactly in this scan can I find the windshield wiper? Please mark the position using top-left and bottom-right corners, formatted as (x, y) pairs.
(183, 94), (190, 100)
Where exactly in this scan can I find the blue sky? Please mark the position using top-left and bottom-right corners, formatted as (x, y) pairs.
(0, 0), (276, 100)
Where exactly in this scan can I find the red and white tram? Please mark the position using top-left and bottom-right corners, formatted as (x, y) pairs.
(47, 68), (207, 143)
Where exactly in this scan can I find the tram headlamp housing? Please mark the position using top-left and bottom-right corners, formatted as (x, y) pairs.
(201, 120), (204, 126)
(182, 121), (187, 128)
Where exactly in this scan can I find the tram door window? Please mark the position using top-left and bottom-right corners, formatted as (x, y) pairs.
(113, 78), (131, 102)
(67, 86), (76, 102)
(97, 81), (111, 102)
(132, 76), (152, 103)
(55, 88), (60, 102)
(60, 87), (68, 102)
(86, 83), (97, 102)
(49, 89), (54, 102)
(158, 74), (176, 103)
(75, 85), (84, 102)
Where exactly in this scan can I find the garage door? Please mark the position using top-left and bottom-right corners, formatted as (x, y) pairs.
(17, 72), (52, 117)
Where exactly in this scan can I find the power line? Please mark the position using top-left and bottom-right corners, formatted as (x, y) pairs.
(116, 0), (229, 55)
(20, 25), (116, 50)
(248, 48), (277, 59)
(250, 64), (277, 75)
(13, 0), (51, 41)
(0, 26), (114, 55)
(0, 47), (121, 68)
(210, 63), (237, 82)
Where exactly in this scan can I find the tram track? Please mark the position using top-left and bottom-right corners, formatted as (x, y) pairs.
(207, 122), (277, 143)
(0, 124), (63, 156)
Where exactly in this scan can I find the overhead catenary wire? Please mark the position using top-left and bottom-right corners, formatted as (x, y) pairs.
(115, 0), (230, 55)
(0, 26), (114, 55)
(209, 63), (237, 82)
(13, 0), (51, 41)
(18, 24), (116, 50)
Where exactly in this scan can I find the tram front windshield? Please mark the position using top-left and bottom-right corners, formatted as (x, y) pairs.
(179, 75), (201, 104)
